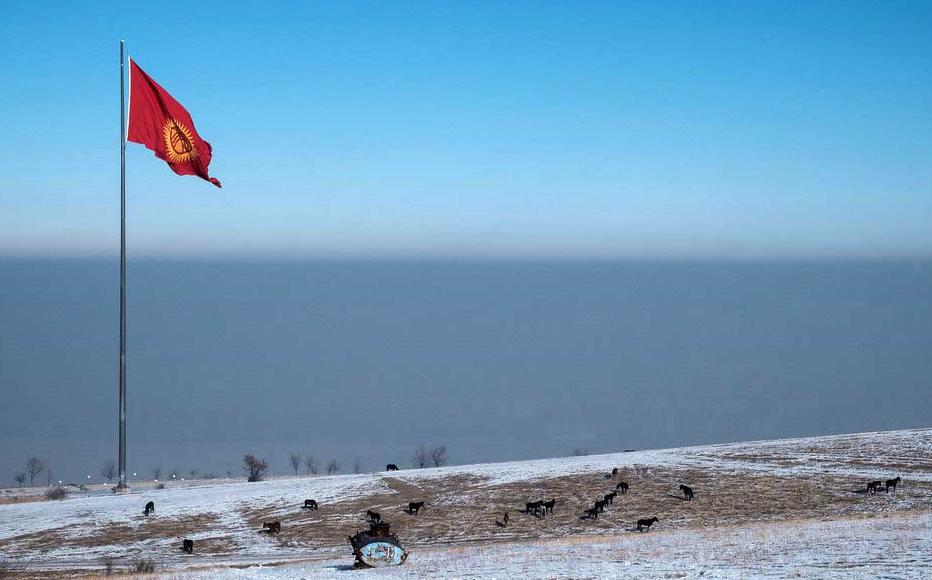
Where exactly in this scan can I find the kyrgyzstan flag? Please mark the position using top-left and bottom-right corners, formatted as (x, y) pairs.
(127, 59), (221, 187)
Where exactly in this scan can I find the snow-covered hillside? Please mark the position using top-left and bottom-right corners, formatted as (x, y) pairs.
(1, 428), (930, 578)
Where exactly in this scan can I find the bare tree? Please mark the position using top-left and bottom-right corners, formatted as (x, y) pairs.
(14, 472), (26, 487)
(26, 458), (46, 487)
(152, 467), (162, 481)
(305, 455), (318, 475)
(352, 458), (363, 474)
(101, 460), (116, 483)
(411, 445), (429, 469)
(429, 445), (448, 468)
(189, 468), (198, 479)
(243, 454), (268, 482)
(289, 453), (301, 476)
(46, 463), (53, 488)
(326, 460), (340, 475)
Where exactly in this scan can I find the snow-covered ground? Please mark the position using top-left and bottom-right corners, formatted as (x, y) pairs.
(1, 427), (930, 578)
(173, 512), (932, 579)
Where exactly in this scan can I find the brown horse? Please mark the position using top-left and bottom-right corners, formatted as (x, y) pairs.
(262, 521), (281, 534)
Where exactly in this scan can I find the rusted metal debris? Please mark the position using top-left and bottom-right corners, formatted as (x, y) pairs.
(348, 522), (408, 568)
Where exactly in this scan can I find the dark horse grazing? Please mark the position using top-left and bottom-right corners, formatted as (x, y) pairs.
(262, 521), (282, 534)
(543, 499), (556, 514)
(408, 501), (425, 515)
(366, 509), (381, 524)
(182, 539), (194, 554)
(525, 501), (544, 517)
(386, 464), (399, 471)
(867, 480), (883, 494)
(616, 482), (629, 494)
(143, 501), (155, 516)
(603, 492), (617, 505)
(585, 507), (599, 519)
(595, 499), (606, 513)
(680, 485), (694, 501)
(303, 499), (319, 510)
(637, 517), (658, 532)
(885, 477), (901, 493)
(612, 467), (619, 476)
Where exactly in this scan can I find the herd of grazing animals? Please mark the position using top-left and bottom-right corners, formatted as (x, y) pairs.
(867, 477), (901, 495)
(129, 461), (904, 556)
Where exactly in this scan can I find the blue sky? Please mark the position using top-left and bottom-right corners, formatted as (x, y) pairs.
(1, 0), (930, 259)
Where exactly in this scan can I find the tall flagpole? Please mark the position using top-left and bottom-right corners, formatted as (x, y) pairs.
(118, 39), (128, 490)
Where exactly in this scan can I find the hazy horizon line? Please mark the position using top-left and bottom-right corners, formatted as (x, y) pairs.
(2, 249), (932, 264)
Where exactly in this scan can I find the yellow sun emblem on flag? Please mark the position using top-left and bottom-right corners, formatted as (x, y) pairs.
(162, 118), (198, 163)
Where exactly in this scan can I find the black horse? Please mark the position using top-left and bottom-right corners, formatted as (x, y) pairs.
(143, 501), (155, 516)
(637, 517), (658, 532)
(408, 501), (425, 515)
(680, 485), (694, 501)
(525, 500), (544, 517)
(885, 477), (901, 493)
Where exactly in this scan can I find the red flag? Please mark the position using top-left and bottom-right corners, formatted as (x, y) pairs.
(127, 59), (221, 187)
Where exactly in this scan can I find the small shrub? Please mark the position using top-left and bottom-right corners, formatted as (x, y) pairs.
(131, 557), (157, 573)
(45, 486), (67, 500)
(243, 454), (268, 482)
(155, 482), (165, 489)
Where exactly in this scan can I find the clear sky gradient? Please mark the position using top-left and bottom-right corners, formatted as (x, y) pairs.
(1, 0), (930, 259)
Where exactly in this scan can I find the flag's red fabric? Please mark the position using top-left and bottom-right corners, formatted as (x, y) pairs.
(127, 60), (221, 187)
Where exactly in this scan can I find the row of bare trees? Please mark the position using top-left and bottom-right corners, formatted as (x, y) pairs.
(12, 446), (449, 487)
(244, 454), (343, 482)
(411, 444), (448, 468)
(287, 446), (449, 477)
(12, 457), (51, 488)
